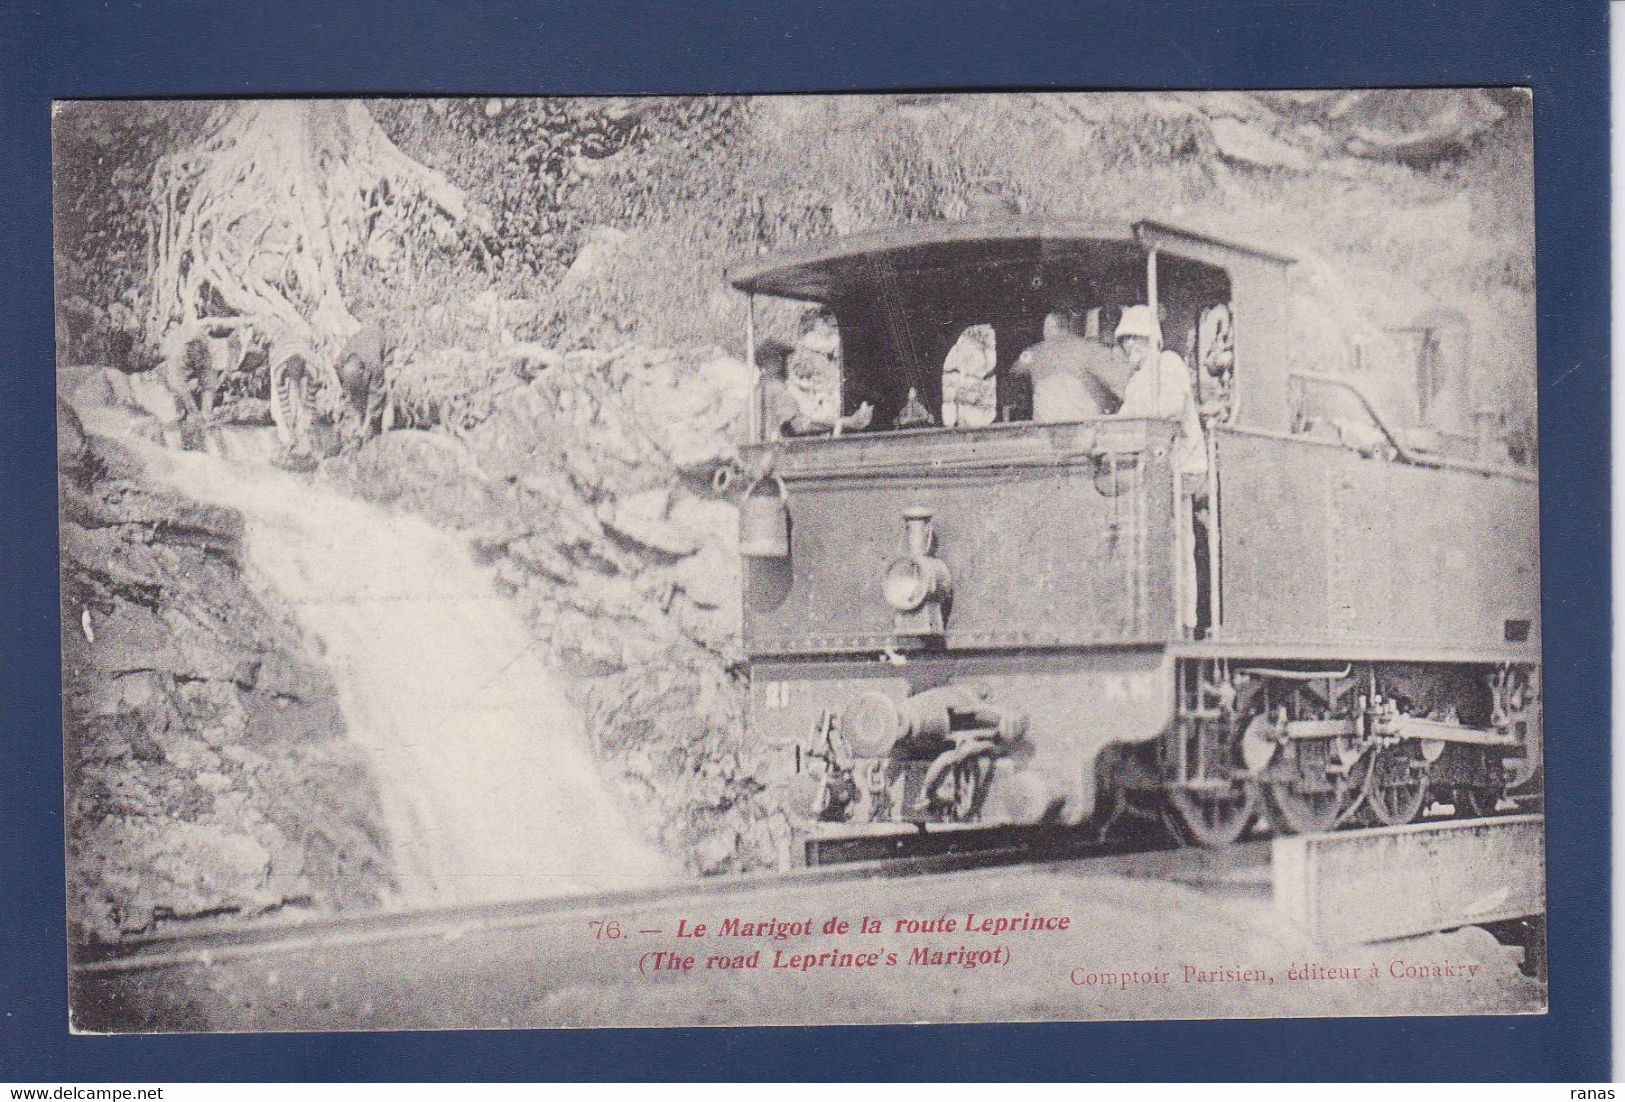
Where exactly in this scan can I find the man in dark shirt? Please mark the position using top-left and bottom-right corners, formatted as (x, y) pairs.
(335, 320), (392, 442)
(755, 339), (872, 440)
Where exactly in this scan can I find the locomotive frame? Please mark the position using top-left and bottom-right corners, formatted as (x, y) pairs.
(729, 220), (1541, 846)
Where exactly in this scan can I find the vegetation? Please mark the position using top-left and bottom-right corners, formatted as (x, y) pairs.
(55, 91), (1535, 422)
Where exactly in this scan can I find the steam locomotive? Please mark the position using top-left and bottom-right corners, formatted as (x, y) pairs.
(729, 221), (1541, 846)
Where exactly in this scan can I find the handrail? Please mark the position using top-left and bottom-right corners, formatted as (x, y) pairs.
(1287, 370), (1429, 466)
(747, 417), (1175, 482)
(769, 449), (1122, 483)
(741, 413), (1170, 453)
(1217, 423), (1538, 484)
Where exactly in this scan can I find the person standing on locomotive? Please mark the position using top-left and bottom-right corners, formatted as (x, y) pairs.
(1010, 308), (1122, 422)
(754, 338), (873, 439)
(1114, 304), (1210, 633)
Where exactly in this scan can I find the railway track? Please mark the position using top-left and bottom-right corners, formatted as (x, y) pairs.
(75, 820), (1184, 975)
(74, 806), (1537, 976)
(70, 816), (1542, 1032)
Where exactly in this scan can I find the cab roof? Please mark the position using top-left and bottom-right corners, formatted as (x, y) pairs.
(727, 218), (1295, 301)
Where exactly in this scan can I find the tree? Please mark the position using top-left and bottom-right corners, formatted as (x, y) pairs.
(147, 100), (487, 362)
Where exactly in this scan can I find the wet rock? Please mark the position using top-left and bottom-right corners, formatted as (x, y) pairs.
(552, 611), (628, 673)
(321, 429), (494, 527)
(74, 817), (272, 933)
(58, 398), (89, 474)
(670, 597), (735, 653)
(669, 541), (739, 611)
(63, 438), (392, 944)
(221, 744), (271, 773)
(163, 733), (213, 767)
(669, 495), (737, 550)
(694, 831), (738, 875)
(507, 534), (577, 583)
(73, 603), (180, 675)
(60, 365), (138, 408)
(126, 725), (166, 764)
(102, 670), (169, 716)
(195, 771), (234, 793)
(163, 619), (262, 684)
(265, 830), (309, 897)
(601, 488), (697, 556)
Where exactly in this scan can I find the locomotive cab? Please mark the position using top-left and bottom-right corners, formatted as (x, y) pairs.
(733, 220), (1247, 442)
(728, 220), (1541, 848)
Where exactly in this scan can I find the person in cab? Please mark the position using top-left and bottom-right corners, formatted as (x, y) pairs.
(755, 339), (873, 439)
(1114, 304), (1206, 486)
(1011, 308), (1122, 423)
(1114, 304), (1210, 634)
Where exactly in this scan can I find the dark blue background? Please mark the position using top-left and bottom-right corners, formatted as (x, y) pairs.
(0, 0), (1609, 1082)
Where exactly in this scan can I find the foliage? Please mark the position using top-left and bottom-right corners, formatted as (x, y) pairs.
(57, 92), (1535, 418)
(146, 100), (485, 365)
(362, 91), (1532, 398)
(53, 101), (212, 363)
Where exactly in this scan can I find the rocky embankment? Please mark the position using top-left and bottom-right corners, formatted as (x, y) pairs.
(59, 402), (392, 943)
(323, 342), (774, 874)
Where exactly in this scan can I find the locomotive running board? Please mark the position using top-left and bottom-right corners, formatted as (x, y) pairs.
(1272, 814), (1545, 944)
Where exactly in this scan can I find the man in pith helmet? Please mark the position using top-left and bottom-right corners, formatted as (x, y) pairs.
(1115, 303), (1210, 634)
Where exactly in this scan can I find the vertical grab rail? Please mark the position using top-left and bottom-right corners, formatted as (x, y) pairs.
(1205, 425), (1222, 638)
(745, 293), (759, 443)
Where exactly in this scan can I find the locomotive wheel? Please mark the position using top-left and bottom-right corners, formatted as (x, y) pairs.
(950, 755), (996, 822)
(1166, 780), (1260, 846)
(1266, 779), (1344, 835)
(1365, 745), (1429, 826)
(1263, 734), (1358, 835)
(1453, 785), (1504, 818)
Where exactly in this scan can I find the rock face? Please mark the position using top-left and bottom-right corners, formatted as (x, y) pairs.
(323, 342), (779, 875)
(62, 438), (392, 943)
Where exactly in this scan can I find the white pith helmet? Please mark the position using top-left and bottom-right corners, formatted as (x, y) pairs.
(1114, 304), (1160, 344)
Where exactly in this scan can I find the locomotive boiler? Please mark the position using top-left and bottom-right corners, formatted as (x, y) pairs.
(728, 220), (1541, 846)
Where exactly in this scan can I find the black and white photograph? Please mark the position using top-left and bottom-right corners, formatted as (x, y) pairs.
(53, 90), (1545, 1033)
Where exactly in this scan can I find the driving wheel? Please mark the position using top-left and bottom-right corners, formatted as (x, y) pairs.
(1267, 778), (1345, 835)
(1365, 744), (1429, 826)
(1167, 779), (1260, 846)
